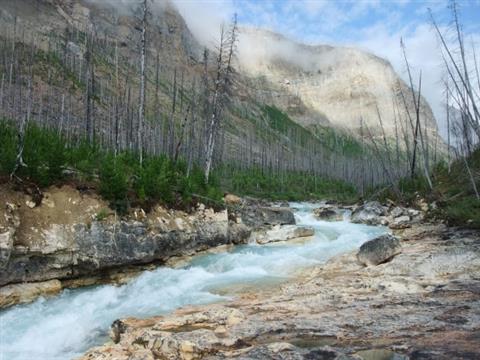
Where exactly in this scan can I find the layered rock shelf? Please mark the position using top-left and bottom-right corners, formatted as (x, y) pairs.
(81, 223), (480, 360)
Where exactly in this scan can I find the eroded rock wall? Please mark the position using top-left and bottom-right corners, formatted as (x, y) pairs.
(0, 185), (251, 289)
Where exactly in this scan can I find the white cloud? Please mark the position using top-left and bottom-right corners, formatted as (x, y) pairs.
(171, 0), (235, 47)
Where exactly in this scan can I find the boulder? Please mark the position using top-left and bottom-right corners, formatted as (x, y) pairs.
(253, 225), (314, 244)
(110, 319), (127, 344)
(228, 223), (251, 244)
(357, 234), (401, 266)
(389, 215), (411, 230)
(240, 206), (296, 228)
(416, 198), (429, 212)
(25, 200), (36, 209)
(390, 206), (404, 218)
(313, 207), (343, 221)
(224, 194), (242, 205)
(351, 201), (388, 225)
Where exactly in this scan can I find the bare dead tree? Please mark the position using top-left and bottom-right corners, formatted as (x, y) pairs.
(430, 5), (480, 139)
(137, 0), (149, 165)
(167, 67), (177, 157)
(364, 117), (401, 196)
(204, 14), (238, 182)
(85, 31), (95, 143)
(10, 37), (34, 180)
(400, 39), (433, 188)
(401, 38), (422, 179)
(174, 79), (195, 162)
(445, 78), (452, 172)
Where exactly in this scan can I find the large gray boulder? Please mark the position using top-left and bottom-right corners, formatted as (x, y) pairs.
(228, 223), (251, 244)
(357, 234), (401, 266)
(351, 201), (387, 225)
(240, 207), (295, 228)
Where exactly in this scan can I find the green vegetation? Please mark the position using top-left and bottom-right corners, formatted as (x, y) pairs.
(217, 166), (358, 203)
(431, 151), (480, 228)
(262, 105), (318, 147)
(262, 105), (365, 156)
(0, 120), (360, 213)
(310, 124), (364, 156)
(95, 208), (110, 221)
(372, 150), (480, 229)
(3, 120), (476, 228)
(0, 121), (222, 214)
(33, 47), (85, 90)
(444, 197), (480, 228)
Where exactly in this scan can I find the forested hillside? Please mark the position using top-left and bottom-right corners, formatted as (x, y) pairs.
(0, 0), (477, 225)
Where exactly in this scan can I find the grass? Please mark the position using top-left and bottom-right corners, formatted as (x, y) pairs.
(262, 105), (366, 156)
(309, 124), (364, 156)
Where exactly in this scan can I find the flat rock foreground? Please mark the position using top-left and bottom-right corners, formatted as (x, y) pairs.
(81, 223), (480, 360)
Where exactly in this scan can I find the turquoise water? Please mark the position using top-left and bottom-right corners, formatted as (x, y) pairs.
(0, 203), (386, 360)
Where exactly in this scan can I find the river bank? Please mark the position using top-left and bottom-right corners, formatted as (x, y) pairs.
(2, 185), (479, 360)
(0, 200), (385, 360)
(1, 184), (311, 308)
(80, 222), (480, 360)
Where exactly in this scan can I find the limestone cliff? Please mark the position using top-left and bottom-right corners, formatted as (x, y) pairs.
(237, 28), (441, 142)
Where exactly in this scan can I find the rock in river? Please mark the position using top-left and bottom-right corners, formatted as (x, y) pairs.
(357, 234), (401, 266)
(240, 206), (296, 228)
(351, 201), (388, 225)
(252, 225), (315, 244)
(313, 206), (343, 221)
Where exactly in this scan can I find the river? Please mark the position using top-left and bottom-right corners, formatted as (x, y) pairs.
(0, 202), (386, 360)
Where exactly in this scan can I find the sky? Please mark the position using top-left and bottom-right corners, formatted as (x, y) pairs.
(172, 0), (480, 137)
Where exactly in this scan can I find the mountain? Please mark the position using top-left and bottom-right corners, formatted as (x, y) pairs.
(236, 27), (440, 140)
(0, 0), (444, 189)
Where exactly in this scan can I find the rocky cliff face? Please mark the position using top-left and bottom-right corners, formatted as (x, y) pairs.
(237, 28), (441, 142)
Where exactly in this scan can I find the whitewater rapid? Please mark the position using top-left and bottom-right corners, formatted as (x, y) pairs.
(0, 203), (386, 360)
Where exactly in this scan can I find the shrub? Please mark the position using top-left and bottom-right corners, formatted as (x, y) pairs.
(65, 140), (102, 179)
(445, 197), (480, 228)
(216, 165), (358, 203)
(134, 155), (175, 206)
(18, 124), (66, 186)
(95, 208), (110, 221)
(99, 154), (129, 214)
(0, 121), (18, 174)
